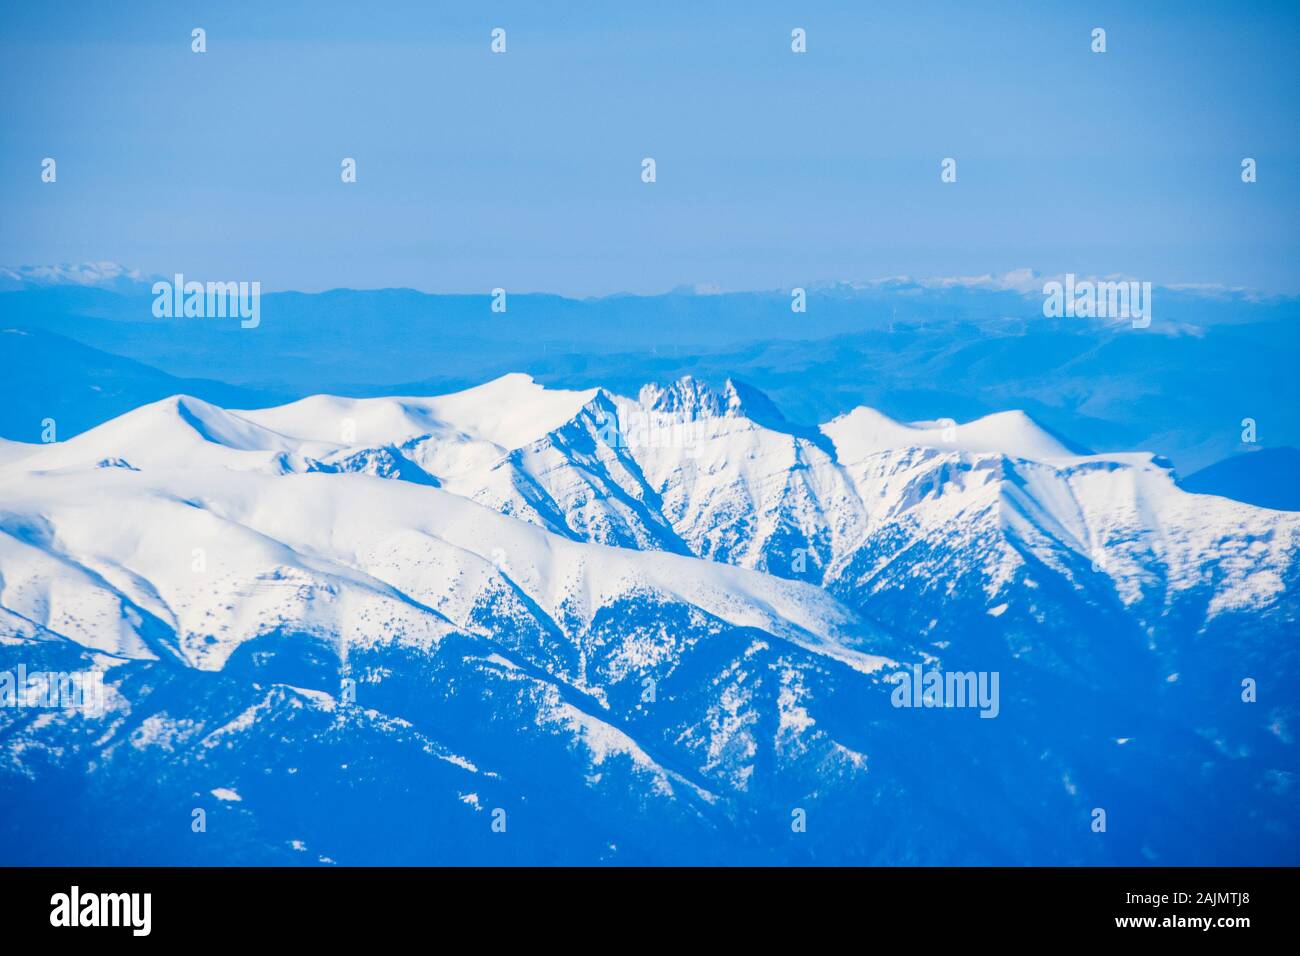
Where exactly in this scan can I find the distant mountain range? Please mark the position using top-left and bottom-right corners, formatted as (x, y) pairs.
(2, 266), (1297, 474)
(0, 261), (149, 294)
(2, 374), (1295, 864)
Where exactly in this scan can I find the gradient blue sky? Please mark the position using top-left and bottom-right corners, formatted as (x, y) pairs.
(2, 0), (1298, 295)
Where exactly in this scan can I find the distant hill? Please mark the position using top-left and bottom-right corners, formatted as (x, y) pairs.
(0, 326), (285, 443)
(1179, 447), (1300, 512)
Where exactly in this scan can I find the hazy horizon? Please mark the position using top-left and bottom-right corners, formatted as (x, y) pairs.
(4, 0), (1299, 296)
(2, 259), (1294, 300)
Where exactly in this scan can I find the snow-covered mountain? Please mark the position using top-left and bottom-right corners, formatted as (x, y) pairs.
(1, 374), (1296, 864)
(0, 261), (151, 293)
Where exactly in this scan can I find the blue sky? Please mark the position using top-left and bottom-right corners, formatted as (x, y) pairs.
(2, 0), (1298, 295)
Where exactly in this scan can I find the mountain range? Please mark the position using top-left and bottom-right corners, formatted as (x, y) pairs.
(2, 373), (1295, 864)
